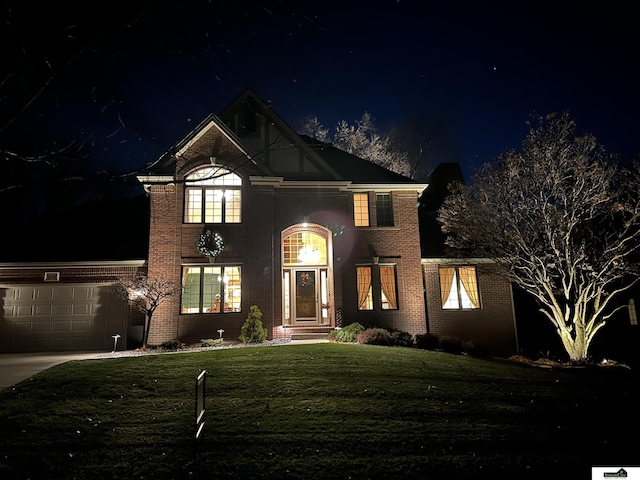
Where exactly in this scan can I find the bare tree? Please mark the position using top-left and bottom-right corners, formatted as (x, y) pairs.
(115, 274), (180, 349)
(298, 112), (412, 177)
(438, 113), (640, 362)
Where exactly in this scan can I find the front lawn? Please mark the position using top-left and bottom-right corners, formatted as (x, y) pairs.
(0, 343), (635, 479)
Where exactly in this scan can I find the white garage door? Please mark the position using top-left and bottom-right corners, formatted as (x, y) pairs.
(0, 283), (128, 352)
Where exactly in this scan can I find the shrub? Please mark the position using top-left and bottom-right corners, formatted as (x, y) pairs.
(335, 322), (365, 343)
(464, 341), (490, 357)
(358, 328), (392, 346)
(439, 335), (464, 355)
(159, 339), (185, 351)
(391, 330), (414, 348)
(239, 305), (267, 344)
(327, 329), (340, 343)
(201, 338), (224, 347)
(415, 333), (440, 350)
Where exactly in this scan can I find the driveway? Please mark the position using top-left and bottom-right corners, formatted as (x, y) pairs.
(0, 352), (102, 391)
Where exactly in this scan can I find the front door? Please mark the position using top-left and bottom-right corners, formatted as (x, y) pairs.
(283, 267), (330, 326)
(294, 269), (317, 321)
(281, 225), (333, 327)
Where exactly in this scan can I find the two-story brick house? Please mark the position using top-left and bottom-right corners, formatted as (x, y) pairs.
(137, 88), (430, 344)
(0, 88), (518, 356)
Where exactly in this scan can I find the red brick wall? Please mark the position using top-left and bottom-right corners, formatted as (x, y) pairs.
(146, 183), (183, 345)
(340, 191), (428, 337)
(422, 261), (518, 356)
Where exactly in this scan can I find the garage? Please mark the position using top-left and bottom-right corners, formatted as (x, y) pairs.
(0, 261), (147, 353)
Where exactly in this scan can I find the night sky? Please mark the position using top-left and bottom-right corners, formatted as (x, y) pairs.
(2, 0), (639, 185)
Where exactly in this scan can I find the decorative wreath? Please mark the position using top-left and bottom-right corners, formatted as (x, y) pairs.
(198, 229), (225, 257)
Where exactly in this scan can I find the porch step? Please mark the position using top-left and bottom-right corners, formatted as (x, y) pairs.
(290, 333), (329, 342)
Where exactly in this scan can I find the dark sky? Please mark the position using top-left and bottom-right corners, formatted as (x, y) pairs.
(2, 0), (638, 184)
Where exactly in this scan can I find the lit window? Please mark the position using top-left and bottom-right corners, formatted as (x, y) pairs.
(184, 166), (242, 224)
(380, 265), (398, 310)
(376, 193), (394, 226)
(357, 266), (373, 310)
(283, 231), (327, 266)
(354, 193), (369, 227)
(439, 266), (480, 310)
(181, 265), (241, 314)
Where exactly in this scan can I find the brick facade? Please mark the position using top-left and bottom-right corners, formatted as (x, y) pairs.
(422, 260), (518, 356)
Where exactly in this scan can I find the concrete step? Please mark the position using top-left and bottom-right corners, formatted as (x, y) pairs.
(290, 333), (329, 342)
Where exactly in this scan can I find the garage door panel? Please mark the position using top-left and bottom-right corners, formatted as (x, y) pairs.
(33, 320), (52, 332)
(53, 304), (72, 315)
(90, 318), (106, 331)
(1, 283), (129, 352)
(71, 319), (90, 331)
(35, 305), (53, 316)
(72, 304), (90, 315)
(52, 320), (70, 332)
(13, 321), (33, 333)
(16, 305), (34, 316)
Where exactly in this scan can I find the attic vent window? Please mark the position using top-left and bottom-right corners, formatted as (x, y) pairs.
(44, 272), (60, 282)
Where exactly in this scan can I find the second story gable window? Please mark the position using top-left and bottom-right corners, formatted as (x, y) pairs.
(376, 193), (394, 226)
(184, 166), (242, 224)
(353, 193), (370, 227)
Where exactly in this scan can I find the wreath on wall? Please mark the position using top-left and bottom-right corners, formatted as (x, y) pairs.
(198, 229), (225, 257)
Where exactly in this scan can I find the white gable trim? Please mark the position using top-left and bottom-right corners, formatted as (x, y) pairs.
(249, 176), (427, 194)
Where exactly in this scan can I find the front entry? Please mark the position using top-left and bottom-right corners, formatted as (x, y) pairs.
(282, 225), (333, 327)
(283, 268), (330, 325)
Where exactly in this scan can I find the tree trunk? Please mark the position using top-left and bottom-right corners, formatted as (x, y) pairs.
(142, 314), (151, 349)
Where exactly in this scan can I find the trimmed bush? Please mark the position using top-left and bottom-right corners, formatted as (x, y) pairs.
(358, 328), (392, 346)
(415, 333), (440, 350)
(159, 339), (185, 351)
(333, 322), (365, 343)
(327, 329), (340, 343)
(464, 341), (491, 358)
(239, 305), (267, 344)
(391, 330), (414, 348)
(439, 335), (464, 354)
(201, 338), (223, 347)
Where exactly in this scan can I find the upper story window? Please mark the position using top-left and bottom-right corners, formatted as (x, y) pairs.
(439, 266), (480, 310)
(184, 166), (242, 224)
(353, 193), (369, 227)
(376, 193), (394, 226)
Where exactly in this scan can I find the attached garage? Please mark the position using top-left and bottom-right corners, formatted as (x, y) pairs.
(0, 261), (147, 353)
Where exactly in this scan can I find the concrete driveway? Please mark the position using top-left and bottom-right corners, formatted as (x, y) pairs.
(0, 352), (102, 391)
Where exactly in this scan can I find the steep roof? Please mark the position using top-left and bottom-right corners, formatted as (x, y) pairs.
(142, 88), (422, 187)
(299, 135), (421, 184)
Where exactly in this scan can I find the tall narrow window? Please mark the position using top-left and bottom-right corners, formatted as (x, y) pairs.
(380, 265), (398, 310)
(376, 193), (394, 226)
(356, 266), (373, 310)
(184, 166), (242, 224)
(181, 265), (242, 313)
(439, 266), (480, 310)
(353, 193), (369, 227)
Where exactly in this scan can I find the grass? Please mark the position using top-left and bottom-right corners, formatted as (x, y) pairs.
(0, 343), (636, 479)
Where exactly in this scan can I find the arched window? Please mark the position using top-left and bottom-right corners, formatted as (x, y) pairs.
(283, 231), (327, 266)
(184, 166), (242, 224)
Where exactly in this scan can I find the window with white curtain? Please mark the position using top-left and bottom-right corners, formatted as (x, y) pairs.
(439, 266), (480, 310)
